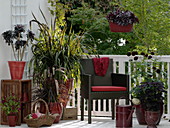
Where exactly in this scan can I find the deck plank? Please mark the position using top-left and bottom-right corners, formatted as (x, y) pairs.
(0, 116), (169, 128)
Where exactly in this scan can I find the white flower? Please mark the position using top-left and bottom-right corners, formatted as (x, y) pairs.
(132, 98), (140, 105)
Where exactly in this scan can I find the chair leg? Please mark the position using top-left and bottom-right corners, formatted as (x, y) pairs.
(81, 97), (84, 121)
(111, 99), (115, 120)
(126, 98), (129, 105)
(88, 98), (92, 124)
(126, 95), (130, 105)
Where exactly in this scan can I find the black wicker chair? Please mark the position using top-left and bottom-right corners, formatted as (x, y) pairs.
(80, 58), (129, 124)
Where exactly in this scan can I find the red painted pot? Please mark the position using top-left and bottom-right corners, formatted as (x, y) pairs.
(8, 114), (17, 127)
(135, 105), (147, 125)
(145, 111), (160, 128)
(8, 61), (26, 80)
(135, 104), (163, 125)
(49, 102), (63, 123)
(109, 22), (133, 32)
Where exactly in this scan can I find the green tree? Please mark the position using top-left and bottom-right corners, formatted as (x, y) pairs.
(50, 0), (170, 55)
(120, 0), (170, 55)
(68, 3), (134, 55)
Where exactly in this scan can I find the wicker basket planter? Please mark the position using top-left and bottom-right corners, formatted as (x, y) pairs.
(24, 99), (56, 127)
(109, 22), (133, 32)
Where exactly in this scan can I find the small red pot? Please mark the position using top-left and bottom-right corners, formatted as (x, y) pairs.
(8, 114), (17, 127)
(8, 61), (26, 80)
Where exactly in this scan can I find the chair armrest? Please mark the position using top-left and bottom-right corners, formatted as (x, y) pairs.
(81, 74), (92, 95)
(111, 73), (129, 88)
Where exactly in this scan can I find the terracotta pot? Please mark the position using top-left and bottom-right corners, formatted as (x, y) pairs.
(8, 61), (26, 80)
(58, 78), (74, 107)
(135, 103), (163, 125)
(49, 102), (63, 123)
(8, 114), (17, 127)
(145, 111), (160, 128)
(135, 105), (147, 125)
(156, 102), (163, 125)
(109, 22), (133, 32)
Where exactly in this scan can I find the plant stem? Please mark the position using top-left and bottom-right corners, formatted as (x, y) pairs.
(11, 44), (17, 61)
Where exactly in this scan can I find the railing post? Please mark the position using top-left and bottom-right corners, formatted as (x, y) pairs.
(167, 62), (170, 118)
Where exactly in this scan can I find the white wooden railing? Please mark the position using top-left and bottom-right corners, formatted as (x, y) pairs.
(67, 55), (170, 118)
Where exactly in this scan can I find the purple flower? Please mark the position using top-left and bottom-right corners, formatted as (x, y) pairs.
(132, 51), (138, 56)
(151, 52), (155, 55)
(141, 52), (145, 56)
(134, 56), (138, 60)
(2, 100), (6, 104)
(27, 30), (35, 41)
(156, 69), (161, 73)
(14, 24), (25, 33)
(127, 52), (131, 56)
(145, 54), (148, 57)
(152, 66), (156, 70)
(148, 55), (152, 59)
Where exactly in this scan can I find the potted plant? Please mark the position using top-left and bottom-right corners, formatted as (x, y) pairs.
(1, 24), (35, 80)
(106, 7), (139, 32)
(28, 8), (90, 123)
(0, 93), (21, 127)
(131, 82), (166, 127)
(128, 51), (167, 127)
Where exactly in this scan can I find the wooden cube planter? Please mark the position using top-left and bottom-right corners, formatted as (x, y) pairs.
(62, 106), (77, 120)
(1, 80), (32, 125)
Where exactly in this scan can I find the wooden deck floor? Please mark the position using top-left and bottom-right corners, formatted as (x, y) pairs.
(0, 116), (169, 128)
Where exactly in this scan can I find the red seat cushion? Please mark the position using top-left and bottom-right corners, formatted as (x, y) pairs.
(91, 86), (127, 92)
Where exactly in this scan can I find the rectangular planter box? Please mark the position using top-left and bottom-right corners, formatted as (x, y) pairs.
(62, 106), (77, 120)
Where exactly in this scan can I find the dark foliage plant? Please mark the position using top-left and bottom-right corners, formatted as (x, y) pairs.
(131, 82), (166, 111)
(2, 24), (35, 61)
(106, 8), (139, 26)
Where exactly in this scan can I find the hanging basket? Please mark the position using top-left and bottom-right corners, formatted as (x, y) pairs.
(8, 61), (26, 80)
(109, 22), (133, 32)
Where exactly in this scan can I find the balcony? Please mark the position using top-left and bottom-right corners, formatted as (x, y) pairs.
(1, 55), (170, 127)
(70, 55), (170, 117)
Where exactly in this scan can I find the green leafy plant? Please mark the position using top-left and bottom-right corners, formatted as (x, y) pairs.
(0, 93), (21, 115)
(2, 24), (35, 61)
(29, 8), (90, 102)
(121, 0), (170, 54)
(127, 51), (167, 85)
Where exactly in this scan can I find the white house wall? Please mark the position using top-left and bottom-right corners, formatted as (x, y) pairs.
(0, 0), (12, 80)
(0, 0), (51, 80)
(0, 0), (51, 123)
